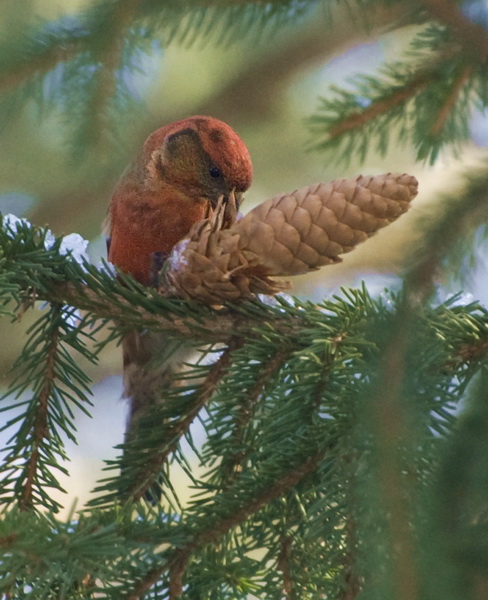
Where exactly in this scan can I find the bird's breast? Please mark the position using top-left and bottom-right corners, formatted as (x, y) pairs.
(109, 188), (211, 284)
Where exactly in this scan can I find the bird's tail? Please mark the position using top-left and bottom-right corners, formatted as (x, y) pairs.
(120, 329), (192, 500)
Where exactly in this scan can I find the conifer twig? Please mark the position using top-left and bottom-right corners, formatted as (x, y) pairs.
(327, 70), (431, 140)
(127, 341), (240, 502)
(278, 535), (293, 598)
(405, 169), (488, 298)
(40, 280), (488, 371)
(125, 452), (323, 599)
(339, 518), (361, 600)
(453, 339), (488, 366)
(0, 42), (84, 93)
(46, 281), (300, 341)
(222, 348), (291, 483)
(0, 0), (138, 95)
(430, 64), (473, 136)
(422, 0), (488, 57)
(362, 173), (488, 597)
(371, 305), (420, 600)
(191, 2), (410, 123)
(19, 305), (62, 511)
(82, 0), (143, 147)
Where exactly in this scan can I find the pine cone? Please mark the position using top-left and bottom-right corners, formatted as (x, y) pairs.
(162, 173), (418, 303)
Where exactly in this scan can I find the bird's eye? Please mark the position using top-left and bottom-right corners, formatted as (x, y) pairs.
(209, 166), (222, 179)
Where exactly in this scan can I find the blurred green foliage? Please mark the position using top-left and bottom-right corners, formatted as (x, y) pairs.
(0, 1), (487, 599)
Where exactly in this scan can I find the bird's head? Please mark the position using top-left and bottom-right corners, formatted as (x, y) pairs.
(143, 116), (253, 210)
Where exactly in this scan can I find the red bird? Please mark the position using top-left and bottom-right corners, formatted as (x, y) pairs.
(105, 116), (253, 453)
(107, 116), (253, 285)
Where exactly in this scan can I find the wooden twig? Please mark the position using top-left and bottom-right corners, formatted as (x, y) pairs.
(339, 517), (361, 600)
(278, 536), (293, 598)
(430, 64), (474, 137)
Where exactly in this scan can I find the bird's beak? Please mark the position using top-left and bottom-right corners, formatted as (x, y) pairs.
(223, 189), (244, 228)
(233, 190), (244, 211)
(208, 190), (241, 229)
(210, 189), (242, 209)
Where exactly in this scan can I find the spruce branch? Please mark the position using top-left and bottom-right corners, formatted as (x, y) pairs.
(309, 0), (488, 165)
(325, 68), (432, 141)
(18, 303), (61, 512)
(345, 163), (488, 600)
(434, 367), (488, 584)
(125, 452), (323, 600)
(309, 42), (476, 163)
(0, 302), (97, 513)
(278, 535), (293, 598)
(0, 234), (486, 596)
(367, 303), (421, 600)
(0, 508), (138, 596)
(39, 275), (488, 373)
(219, 347), (291, 484)
(0, 28), (88, 94)
(339, 519), (361, 600)
(0, 0), (318, 96)
(190, 2), (411, 124)
(123, 341), (241, 504)
(405, 164), (488, 296)
(422, 0), (488, 56)
(50, 277), (301, 342)
(0, 216), (486, 373)
(71, 0), (145, 153)
(430, 63), (474, 137)
(0, 0), (414, 155)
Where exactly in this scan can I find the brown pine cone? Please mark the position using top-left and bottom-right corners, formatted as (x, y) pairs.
(162, 173), (418, 303)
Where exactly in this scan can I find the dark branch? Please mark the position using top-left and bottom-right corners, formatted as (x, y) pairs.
(278, 536), (293, 598)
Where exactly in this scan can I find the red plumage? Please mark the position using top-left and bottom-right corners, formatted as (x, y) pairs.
(107, 116), (252, 284)
(105, 117), (252, 489)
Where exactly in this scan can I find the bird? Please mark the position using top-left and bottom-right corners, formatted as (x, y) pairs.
(104, 116), (253, 492)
